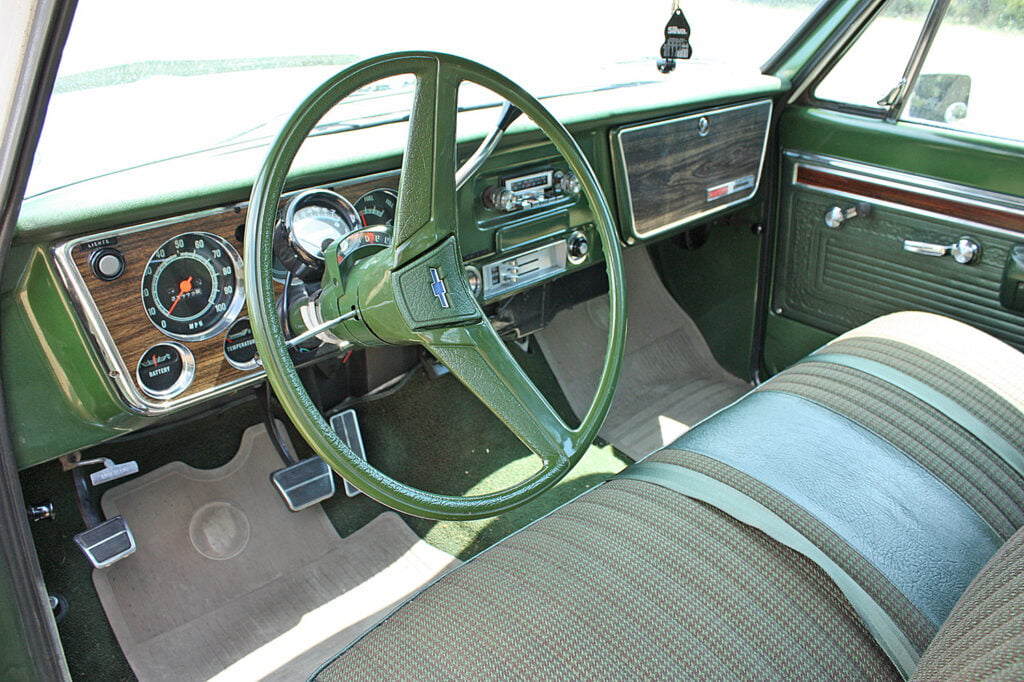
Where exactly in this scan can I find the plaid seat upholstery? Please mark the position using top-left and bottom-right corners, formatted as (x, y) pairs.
(316, 312), (1024, 680)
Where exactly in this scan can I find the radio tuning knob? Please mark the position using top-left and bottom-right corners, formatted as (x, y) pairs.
(559, 172), (581, 196)
(482, 186), (518, 212)
(464, 265), (482, 297)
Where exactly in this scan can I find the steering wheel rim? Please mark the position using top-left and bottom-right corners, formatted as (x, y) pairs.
(245, 52), (625, 520)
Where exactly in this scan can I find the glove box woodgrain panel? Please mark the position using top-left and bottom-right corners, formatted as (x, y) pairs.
(612, 100), (771, 240)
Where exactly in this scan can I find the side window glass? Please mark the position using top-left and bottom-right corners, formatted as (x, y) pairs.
(902, 0), (1024, 141)
(814, 0), (931, 110)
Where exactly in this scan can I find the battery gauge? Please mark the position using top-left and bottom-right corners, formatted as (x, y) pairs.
(136, 343), (195, 399)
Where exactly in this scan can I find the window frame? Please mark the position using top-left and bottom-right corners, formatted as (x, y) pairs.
(802, 0), (952, 121)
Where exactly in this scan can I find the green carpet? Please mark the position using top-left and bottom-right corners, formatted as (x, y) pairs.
(19, 341), (630, 680)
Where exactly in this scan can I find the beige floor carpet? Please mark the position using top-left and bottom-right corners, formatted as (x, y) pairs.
(536, 248), (750, 460)
(93, 424), (459, 681)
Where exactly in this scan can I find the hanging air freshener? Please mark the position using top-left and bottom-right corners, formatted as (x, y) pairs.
(658, 1), (692, 74)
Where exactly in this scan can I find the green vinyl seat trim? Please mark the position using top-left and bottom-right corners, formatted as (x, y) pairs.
(801, 352), (1024, 481)
(618, 461), (920, 678)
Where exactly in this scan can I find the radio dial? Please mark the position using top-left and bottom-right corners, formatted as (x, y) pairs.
(483, 187), (517, 212)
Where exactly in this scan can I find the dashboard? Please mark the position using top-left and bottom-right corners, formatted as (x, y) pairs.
(51, 160), (596, 416)
(6, 80), (781, 468)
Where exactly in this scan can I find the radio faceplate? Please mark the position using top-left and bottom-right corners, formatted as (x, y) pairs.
(482, 168), (581, 214)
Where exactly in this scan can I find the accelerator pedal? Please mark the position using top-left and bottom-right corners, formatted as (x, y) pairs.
(271, 457), (336, 512)
(329, 409), (368, 497)
(74, 515), (136, 569)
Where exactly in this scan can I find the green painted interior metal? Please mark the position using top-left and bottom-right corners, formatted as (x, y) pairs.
(1, 248), (142, 469)
(0, 547), (36, 681)
(767, 0), (874, 83)
(780, 107), (1024, 195)
(763, 313), (834, 376)
(245, 53), (626, 520)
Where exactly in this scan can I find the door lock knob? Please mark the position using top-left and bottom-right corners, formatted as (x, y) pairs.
(824, 202), (872, 229)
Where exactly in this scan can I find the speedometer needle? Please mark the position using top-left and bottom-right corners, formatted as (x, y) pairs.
(167, 276), (193, 316)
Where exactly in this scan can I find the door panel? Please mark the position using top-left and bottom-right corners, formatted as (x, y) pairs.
(768, 106), (1024, 370)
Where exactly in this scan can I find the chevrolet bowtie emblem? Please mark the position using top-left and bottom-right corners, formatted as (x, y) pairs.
(429, 267), (450, 308)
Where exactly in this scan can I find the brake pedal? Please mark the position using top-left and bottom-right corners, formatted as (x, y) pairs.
(329, 409), (367, 497)
(74, 516), (136, 569)
(271, 458), (335, 511)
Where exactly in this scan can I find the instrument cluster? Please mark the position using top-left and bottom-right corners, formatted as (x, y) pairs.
(53, 178), (400, 413)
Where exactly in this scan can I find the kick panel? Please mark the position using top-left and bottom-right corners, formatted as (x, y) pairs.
(773, 153), (1024, 352)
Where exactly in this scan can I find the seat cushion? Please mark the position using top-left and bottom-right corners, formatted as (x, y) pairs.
(316, 311), (1024, 680)
(316, 478), (897, 681)
(762, 312), (1024, 540)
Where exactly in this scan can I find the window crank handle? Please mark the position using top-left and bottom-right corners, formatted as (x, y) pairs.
(903, 237), (980, 264)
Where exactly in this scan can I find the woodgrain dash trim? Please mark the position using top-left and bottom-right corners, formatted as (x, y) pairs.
(795, 165), (1024, 235)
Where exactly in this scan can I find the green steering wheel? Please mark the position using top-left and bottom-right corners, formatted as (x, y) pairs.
(245, 52), (625, 520)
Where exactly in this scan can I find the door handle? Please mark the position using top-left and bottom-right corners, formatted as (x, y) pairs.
(903, 237), (980, 264)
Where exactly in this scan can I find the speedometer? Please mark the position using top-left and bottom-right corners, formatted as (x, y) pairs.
(140, 232), (245, 341)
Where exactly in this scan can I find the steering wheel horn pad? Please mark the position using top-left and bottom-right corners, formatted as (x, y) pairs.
(391, 237), (481, 332)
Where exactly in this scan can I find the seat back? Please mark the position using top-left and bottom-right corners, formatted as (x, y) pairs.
(912, 525), (1024, 680)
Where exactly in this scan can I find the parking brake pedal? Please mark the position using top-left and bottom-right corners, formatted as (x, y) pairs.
(65, 460), (137, 569)
(329, 409), (368, 497)
(66, 456), (140, 486)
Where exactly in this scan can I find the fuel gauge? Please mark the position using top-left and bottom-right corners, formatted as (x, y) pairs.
(354, 189), (398, 228)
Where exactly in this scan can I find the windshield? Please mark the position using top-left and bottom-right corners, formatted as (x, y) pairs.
(28, 0), (823, 196)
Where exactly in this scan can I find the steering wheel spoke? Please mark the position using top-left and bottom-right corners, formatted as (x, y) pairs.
(392, 56), (462, 267)
(422, 321), (578, 465)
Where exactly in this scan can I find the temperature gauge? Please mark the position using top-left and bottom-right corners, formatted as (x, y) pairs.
(223, 317), (260, 371)
(136, 343), (195, 399)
